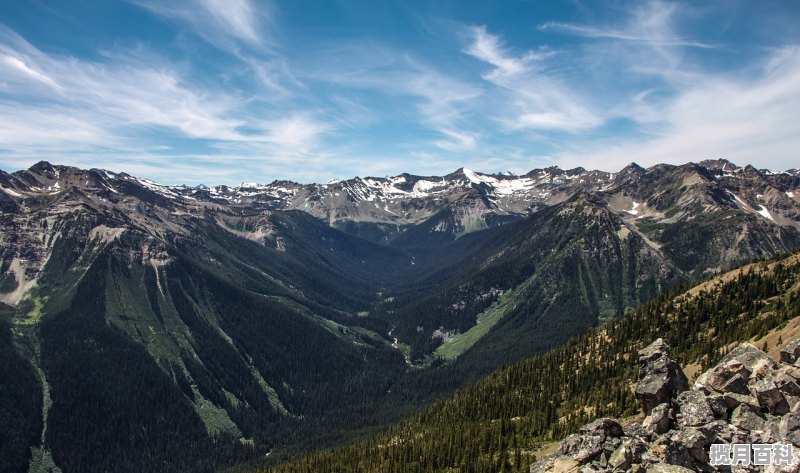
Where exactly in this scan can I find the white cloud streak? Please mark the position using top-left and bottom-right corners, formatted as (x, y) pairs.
(0, 24), (333, 181)
(555, 45), (800, 172)
(465, 25), (601, 132)
(128, 0), (271, 49)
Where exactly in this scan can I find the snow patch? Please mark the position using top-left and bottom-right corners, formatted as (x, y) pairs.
(0, 186), (22, 197)
(756, 205), (774, 221)
(625, 201), (640, 216)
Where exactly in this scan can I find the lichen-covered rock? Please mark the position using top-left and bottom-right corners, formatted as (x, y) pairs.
(779, 412), (800, 447)
(730, 403), (767, 432)
(751, 376), (791, 415)
(643, 403), (672, 434)
(580, 418), (624, 438)
(723, 392), (760, 410)
(719, 343), (776, 376)
(780, 339), (800, 364)
(674, 390), (714, 427)
(635, 339), (689, 415)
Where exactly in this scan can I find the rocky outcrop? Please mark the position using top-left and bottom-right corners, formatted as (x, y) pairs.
(531, 339), (800, 472)
(635, 339), (689, 415)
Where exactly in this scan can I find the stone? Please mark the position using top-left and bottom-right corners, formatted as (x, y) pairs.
(705, 393), (729, 418)
(674, 390), (714, 427)
(670, 427), (710, 464)
(643, 404), (672, 434)
(580, 418), (624, 438)
(706, 365), (750, 394)
(730, 404), (767, 432)
(775, 368), (800, 397)
(780, 339), (800, 365)
(608, 438), (647, 471)
(751, 376), (790, 415)
(635, 339), (689, 415)
(779, 412), (800, 447)
(718, 343), (776, 376)
(723, 392), (760, 410)
(608, 444), (630, 471)
(645, 466), (694, 473)
(700, 419), (735, 443)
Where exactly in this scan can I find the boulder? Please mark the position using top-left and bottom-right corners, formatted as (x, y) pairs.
(643, 404), (672, 434)
(705, 393), (728, 418)
(635, 339), (689, 415)
(780, 339), (800, 364)
(674, 390), (714, 427)
(718, 343), (776, 376)
(723, 392), (760, 410)
(580, 418), (624, 438)
(751, 376), (790, 415)
(779, 412), (800, 447)
(730, 404), (767, 432)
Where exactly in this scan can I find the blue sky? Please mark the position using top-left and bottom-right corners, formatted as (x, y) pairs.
(0, 0), (798, 185)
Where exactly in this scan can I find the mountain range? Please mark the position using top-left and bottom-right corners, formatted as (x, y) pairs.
(1, 159), (799, 472)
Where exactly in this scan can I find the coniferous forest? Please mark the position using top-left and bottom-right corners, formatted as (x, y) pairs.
(254, 253), (800, 473)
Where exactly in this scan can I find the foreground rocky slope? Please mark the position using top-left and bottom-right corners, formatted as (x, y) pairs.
(532, 338), (800, 472)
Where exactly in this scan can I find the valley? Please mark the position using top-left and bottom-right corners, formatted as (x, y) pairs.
(1, 159), (799, 472)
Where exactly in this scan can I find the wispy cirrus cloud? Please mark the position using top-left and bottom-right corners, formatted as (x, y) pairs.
(539, 1), (714, 49)
(300, 42), (482, 152)
(0, 24), (334, 182)
(555, 45), (800, 172)
(128, 0), (272, 49)
(464, 25), (601, 133)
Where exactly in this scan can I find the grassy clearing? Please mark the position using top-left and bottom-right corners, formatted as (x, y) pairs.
(433, 286), (521, 361)
(18, 295), (46, 326)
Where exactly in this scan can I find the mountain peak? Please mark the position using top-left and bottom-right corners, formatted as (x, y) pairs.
(698, 158), (740, 172)
(28, 160), (56, 174)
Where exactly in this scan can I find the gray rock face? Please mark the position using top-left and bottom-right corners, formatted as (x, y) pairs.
(530, 338), (800, 473)
(635, 339), (689, 415)
(675, 390), (714, 427)
(751, 376), (790, 415)
(580, 418), (624, 438)
(643, 403), (672, 434)
(780, 412), (800, 447)
(781, 339), (800, 364)
(730, 404), (766, 432)
(719, 343), (776, 376)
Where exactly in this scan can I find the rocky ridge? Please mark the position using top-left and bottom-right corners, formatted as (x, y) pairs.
(531, 339), (800, 472)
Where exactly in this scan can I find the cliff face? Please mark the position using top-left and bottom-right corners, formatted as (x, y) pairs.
(531, 339), (800, 472)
